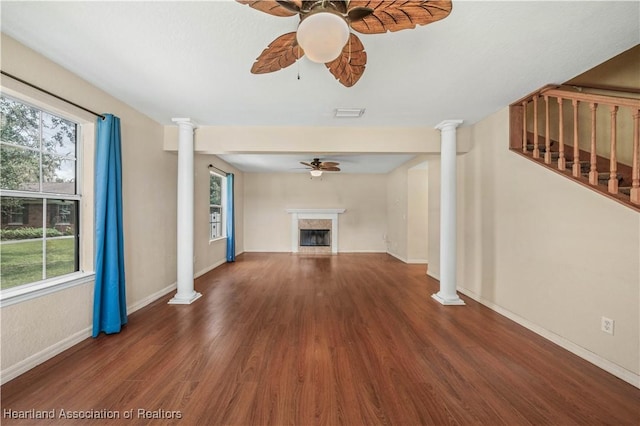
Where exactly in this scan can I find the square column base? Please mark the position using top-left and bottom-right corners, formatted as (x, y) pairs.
(431, 293), (465, 306)
(168, 292), (203, 305)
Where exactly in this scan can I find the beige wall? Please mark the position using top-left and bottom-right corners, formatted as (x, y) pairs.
(1, 35), (178, 380)
(566, 44), (640, 90)
(386, 164), (409, 260)
(407, 167), (428, 263)
(460, 107), (640, 377)
(243, 173), (387, 252)
(386, 157), (430, 263)
(164, 125), (474, 155)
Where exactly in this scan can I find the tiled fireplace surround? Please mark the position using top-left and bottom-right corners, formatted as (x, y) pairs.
(286, 209), (345, 254)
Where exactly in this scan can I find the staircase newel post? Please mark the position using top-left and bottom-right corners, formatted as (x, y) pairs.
(608, 105), (619, 194)
(557, 97), (566, 170)
(522, 101), (528, 153)
(533, 95), (540, 159)
(588, 103), (599, 185)
(572, 100), (581, 177)
(631, 109), (640, 205)
(544, 95), (551, 164)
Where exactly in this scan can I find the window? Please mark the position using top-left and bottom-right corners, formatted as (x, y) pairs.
(7, 203), (24, 225)
(0, 95), (80, 291)
(209, 172), (226, 240)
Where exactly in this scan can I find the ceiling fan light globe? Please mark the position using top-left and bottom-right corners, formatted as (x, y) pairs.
(297, 12), (349, 63)
(310, 170), (323, 177)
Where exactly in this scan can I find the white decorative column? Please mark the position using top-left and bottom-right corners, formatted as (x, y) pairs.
(432, 119), (465, 306)
(169, 118), (202, 305)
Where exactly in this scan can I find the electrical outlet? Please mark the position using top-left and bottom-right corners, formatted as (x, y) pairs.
(601, 317), (614, 335)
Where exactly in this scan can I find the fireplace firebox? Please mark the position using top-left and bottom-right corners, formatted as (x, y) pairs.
(299, 229), (331, 247)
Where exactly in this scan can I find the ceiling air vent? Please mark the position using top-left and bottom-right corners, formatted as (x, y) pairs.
(334, 108), (365, 118)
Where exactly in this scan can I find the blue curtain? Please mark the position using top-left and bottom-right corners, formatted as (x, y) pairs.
(93, 114), (127, 337)
(226, 173), (235, 262)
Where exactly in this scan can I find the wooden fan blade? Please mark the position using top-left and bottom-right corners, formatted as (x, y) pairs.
(300, 162), (314, 168)
(325, 33), (366, 87)
(236, 0), (298, 17)
(276, 0), (301, 13)
(321, 167), (341, 172)
(347, 6), (374, 21)
(251, 32), (304, 74)
(320, 161), (339, 167)
(348, 0), (452, 34)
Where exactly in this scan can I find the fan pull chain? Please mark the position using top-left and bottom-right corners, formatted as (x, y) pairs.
(297, 45), (301, 80)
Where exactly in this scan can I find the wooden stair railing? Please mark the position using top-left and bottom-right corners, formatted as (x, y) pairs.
(510, 85), (640, 211)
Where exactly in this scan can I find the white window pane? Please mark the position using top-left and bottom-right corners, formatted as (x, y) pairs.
(42, 112), (76, 158)
(0, 97), (40, 149)
(210, 205), (222, 239)
(0, 197), (45, 289)
(45, 199), (78, 280)
(0, 144), (40, 191)
(42, 155), (76, 194)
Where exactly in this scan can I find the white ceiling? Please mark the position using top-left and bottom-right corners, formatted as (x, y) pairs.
(218, 153), (416, 173)
(1, 0), (638, 173)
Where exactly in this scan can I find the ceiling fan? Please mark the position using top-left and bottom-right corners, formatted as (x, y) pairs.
(236, 0), (453, 87)
(300, 158), (340, 176)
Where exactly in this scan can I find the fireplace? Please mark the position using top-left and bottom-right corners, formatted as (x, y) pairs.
(286, 209), (345, 254)
(300, 229), (331, 247)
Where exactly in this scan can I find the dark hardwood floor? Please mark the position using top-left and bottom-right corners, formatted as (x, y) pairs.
(2, 253), (639, 425)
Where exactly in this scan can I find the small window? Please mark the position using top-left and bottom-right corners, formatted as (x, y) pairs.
(7, 202), (25, 225)
(209, 172), (226, 240)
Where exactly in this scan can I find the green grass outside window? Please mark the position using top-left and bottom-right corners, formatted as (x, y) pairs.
(0, 238), (76, 289)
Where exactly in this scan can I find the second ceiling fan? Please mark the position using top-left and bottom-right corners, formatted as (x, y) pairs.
(301, 158), (340, 176)
(237, 0), (453, 87)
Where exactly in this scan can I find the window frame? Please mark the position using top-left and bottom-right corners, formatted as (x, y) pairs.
(0, 91), (94, 307)
(209, 171), (227, 242)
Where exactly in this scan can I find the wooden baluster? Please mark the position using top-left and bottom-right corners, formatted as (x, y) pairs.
(544, 95), (551, 164)
(608, 105), (619, 194)
(572, 99), (580, 177)
(522, 101), (528, 153)
(533, 95), (540, 158)
(588, 103), (598, 185)
(631, 109), (640, 205)
(557, 97), (565, 170)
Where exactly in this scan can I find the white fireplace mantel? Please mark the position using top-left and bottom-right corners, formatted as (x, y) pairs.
(287, 209), (345, 253)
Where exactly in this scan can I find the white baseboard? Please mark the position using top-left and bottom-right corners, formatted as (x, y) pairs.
(387, 251), (408, 263)
(339, 250), (386, 254)
(195, 258), (228, 279)
(427, 271), (440, 280)
(457, 287), (640, 389)
(242, 249), (291, 253)
(127, 282), (177, 314)
(1, 327), (92, 385)
(407, 258), (428, 264)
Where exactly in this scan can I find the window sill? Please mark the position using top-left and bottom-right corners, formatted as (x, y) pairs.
(209, 236), (227, 244)
(0, 271), (95, 308)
